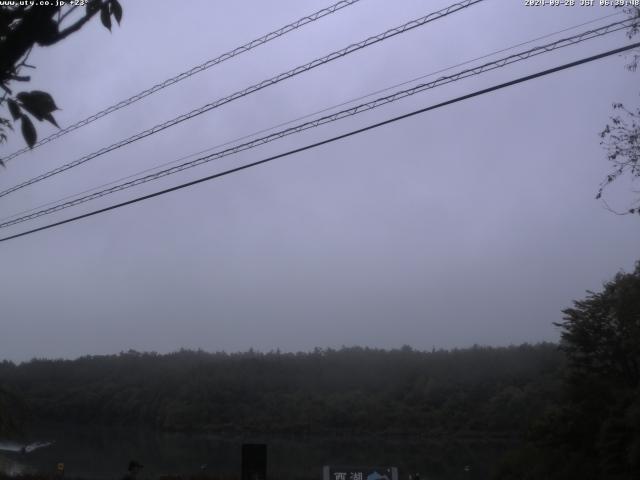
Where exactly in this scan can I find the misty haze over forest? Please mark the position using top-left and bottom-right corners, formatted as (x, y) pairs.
(1, 0), (639, 479)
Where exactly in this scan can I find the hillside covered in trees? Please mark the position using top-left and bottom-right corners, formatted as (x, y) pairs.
(1, 261), (637, 479)
(0, 344), (563, 436)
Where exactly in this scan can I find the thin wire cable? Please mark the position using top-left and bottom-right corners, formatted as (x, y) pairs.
(0, 10), (623, 223)
(1, 0), (364, 163)
(2, 42), (637, 244)
(0, 18), (632, 230)
(0, 0), (486, 200)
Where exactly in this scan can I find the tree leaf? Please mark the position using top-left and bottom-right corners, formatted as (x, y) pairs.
(7, 99), (21, 120)
(42, 112), (59, 128)
(34, 17), (60, 46)
(17, 90), (58, 121)
(21, 115), (36, 148)
(110, 0), (122, 24)
(100, 4), (112, 31)
(86, 0), (101, 14)
(0, 116), (12, 130)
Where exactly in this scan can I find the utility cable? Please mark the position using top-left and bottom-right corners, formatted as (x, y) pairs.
(0, 9), (623, 225)
(0, 0), (485, 199)
(0, 0), (364, 163)
(0, 18), (632, 230)
(1, 41), (638, 243)
(0, 11), (624, 223)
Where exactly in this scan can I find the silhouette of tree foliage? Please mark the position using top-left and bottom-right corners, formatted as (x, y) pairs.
(558, 262), (640, 389)
(0, 361), (27, 435)
(0, 344), (563, 438)
(0, 0), (122, 158)
(495, 262), (640, 479)
(598, 6), (640, 214)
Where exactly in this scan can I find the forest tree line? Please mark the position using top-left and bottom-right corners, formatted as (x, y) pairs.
(0, 343), (563, 437)
(1, 261), (638, 479)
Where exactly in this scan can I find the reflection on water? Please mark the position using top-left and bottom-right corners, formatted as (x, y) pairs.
(0, 441), (55, 476)
(0, 441), (54, 454)
(0, 454), (30, 477)
(1, 425), (514, 479)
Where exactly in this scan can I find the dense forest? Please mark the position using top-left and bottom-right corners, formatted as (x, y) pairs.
(0, 344), (562, 437)
(495, 262), (640, 480)
(1, 262), (638, 479)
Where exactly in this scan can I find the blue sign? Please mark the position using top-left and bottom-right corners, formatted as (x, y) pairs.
(322, 466), (398, 480)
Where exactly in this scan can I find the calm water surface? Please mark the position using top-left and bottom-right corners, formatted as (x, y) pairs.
(0, 425), (514, 480)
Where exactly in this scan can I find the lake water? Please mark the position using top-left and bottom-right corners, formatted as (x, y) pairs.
(0, 425), (514, 480)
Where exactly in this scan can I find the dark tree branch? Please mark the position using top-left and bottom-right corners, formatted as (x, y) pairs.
(0, 6), (57, 81)
(0, 1), (119, 149)
(57, 5), (79, 26)
(53, 4), (105, 43)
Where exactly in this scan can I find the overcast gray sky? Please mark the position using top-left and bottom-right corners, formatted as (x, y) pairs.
(0, 0), (638, 362)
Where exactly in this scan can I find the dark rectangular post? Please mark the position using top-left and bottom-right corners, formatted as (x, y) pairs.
(241, 443), (267, 480)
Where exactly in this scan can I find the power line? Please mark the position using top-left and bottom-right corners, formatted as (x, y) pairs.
(1, 18), (631, 227)
(1, 41), (638, 244)
(0, 18), (632, 230)
(0, 0), (485, 200)
(0, 11), (623, 225)
(0, 0), (364, 163)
